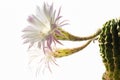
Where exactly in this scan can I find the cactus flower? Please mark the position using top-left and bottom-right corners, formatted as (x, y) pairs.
(29, 40), (92, 73)
(28, 48), (58, 73)
(22, 3), (68, 53)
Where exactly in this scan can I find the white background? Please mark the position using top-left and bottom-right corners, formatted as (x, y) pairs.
(0, 0), (120, 80)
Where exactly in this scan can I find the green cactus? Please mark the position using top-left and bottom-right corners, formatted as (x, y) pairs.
(98, 19), (120, 80)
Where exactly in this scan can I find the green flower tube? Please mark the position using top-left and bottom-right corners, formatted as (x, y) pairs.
(53, 40), (92, 58)
(55, 28), (101, 41)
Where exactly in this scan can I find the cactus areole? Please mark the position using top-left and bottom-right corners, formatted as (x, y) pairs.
(98, 19), (120, 80)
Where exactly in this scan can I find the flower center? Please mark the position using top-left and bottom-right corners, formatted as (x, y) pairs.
(39, 31), (46, 37)
(39, 26), (51, 41)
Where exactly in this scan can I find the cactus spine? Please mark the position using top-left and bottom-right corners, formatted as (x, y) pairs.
(99, 19), (120, 80)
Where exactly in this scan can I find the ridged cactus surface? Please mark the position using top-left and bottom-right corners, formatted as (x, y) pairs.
(99, 19), (120, 80)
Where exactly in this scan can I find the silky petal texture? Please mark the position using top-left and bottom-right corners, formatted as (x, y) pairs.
(27, 15), (50, 31)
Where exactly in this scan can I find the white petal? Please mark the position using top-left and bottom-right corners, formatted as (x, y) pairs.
(28, 42), (34, 49)
(38, 42), (41, 48)
(28, 15), (47, 29)
(36, 6), (48, 22)
(22, 26), (38, 32)
(23, 39), (30, 44)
